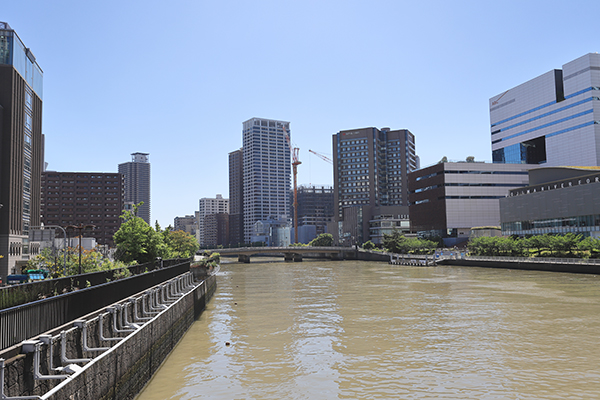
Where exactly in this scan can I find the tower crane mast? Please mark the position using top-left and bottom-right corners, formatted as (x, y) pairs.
(283, 125), (301, 243)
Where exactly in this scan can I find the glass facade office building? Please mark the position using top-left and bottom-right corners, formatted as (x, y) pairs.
(0, 22), (44, 279)
(491, 53), (600, 166)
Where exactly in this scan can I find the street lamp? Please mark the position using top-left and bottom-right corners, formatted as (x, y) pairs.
(29, 224), (68, 276)
(66, 224), (95, 275)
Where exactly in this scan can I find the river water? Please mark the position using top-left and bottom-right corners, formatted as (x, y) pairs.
(137, 259), (600, 399)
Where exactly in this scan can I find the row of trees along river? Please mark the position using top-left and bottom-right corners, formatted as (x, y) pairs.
(26, 203), (199, 278)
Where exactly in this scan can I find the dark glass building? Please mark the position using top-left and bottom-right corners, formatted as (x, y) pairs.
(118, 152), (151, 224)
(0, 22), (44, 279)
(228, 148), (244, 245)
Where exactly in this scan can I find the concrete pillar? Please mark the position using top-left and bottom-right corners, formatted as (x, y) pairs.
(284, 253), (294, 262)
(238, 254), (250, 263)
(293, 254), (303, 262)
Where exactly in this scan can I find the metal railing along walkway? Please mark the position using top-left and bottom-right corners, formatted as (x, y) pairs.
(0, 261), (190, 351)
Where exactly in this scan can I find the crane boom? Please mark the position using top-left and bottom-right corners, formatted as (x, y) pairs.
(309, 149), (333, 164)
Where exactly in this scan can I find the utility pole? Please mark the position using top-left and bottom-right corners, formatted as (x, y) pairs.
(67, 224), (95, 275)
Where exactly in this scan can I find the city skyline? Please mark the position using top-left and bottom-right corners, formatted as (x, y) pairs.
(2, 1), (600, 227)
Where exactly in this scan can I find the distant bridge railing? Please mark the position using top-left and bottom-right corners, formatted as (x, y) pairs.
(0, 260), (190, 351)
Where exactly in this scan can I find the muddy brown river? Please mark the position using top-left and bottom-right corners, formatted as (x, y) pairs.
(137, 260), (600, 399)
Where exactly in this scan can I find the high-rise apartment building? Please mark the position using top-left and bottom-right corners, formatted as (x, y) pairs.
(0, 22), (44, 279)
(228, 148), (244, 245)
(41, 172), (124, 247)
(331, 127), (416, 244)
(333, 127), (416, 217)
(491, 53), (600, 166)
(198, 194), (229, 246)
(242, 118), (291, 244)
(118, 152), (151, 224)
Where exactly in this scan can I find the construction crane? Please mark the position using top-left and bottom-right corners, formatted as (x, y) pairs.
(309, 149), (333, 164)
(283, 125), (301, 243)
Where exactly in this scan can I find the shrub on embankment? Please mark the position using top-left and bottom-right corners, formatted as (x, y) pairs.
(381, 230), (437, 255)
(468, 233), (600, 258)
(194, 252), (220, 269)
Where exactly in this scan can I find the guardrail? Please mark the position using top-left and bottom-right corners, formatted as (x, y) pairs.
(0, 258), (188, 310)
(0, 261), (190, 351)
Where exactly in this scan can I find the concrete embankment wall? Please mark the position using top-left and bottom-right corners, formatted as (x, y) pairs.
(356, 250), (390, 262)
(3, 274), (216, 400)
(438, 259), (600, 275)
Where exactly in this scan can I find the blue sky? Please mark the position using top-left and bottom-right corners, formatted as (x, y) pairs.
(4, 0), (600, 227)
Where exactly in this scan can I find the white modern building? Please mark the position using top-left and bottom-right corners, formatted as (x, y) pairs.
(197, 194), (229, 246)
(242, 118), (291, 244)
(491, 53), (600, 166)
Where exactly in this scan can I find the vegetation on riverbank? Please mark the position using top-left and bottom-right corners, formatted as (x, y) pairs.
(194, 251), (221, 269)
(26, 247), (128, 278)
(113, 203), (198, 263)
(468, 233), (600, 258)
(26, 203), (199, 276)
(381, 230), (438, 255)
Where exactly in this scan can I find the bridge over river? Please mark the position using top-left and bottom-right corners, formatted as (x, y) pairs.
(206, 246), (359, 263)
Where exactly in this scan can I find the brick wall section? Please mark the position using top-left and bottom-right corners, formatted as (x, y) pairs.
(3, 274), (217, 399)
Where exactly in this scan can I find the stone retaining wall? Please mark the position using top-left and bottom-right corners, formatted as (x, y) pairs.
(2, 274), (217, 400)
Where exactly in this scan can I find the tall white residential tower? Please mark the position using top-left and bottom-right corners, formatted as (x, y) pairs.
(242, 118), (291, 243)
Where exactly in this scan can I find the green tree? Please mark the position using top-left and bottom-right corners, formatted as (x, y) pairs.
(524, 235), (548, 257)
(578, 236), (600, 258)
(309, 233), (334, 247)
(362, 240), (375, 250)
(382, 229), (405, 253)
(382, 230), (436, 254)
(165, 230), (199, 258)
(113, 204), (167, 264)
